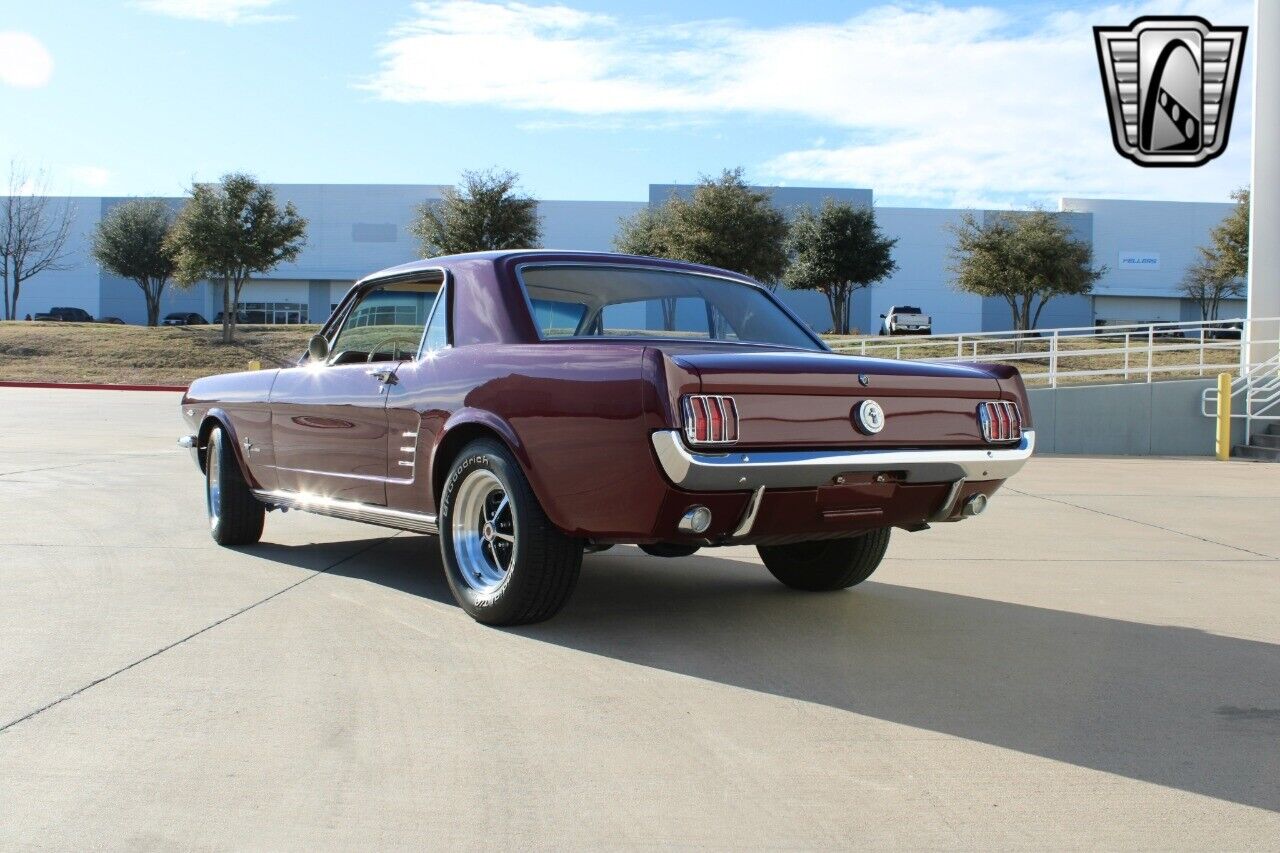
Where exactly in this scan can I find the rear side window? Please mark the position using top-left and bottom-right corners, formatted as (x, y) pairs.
(421, 284), (450, 353)
(518, 265), (819, 350)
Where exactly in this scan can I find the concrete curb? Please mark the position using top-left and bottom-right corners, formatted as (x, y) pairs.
(0, 381), (188, 392)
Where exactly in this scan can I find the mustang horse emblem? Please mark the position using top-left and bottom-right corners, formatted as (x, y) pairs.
(1093, 16), (1247, 167)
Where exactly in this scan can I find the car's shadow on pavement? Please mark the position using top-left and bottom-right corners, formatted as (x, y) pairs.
(269, 534), (1280, 813)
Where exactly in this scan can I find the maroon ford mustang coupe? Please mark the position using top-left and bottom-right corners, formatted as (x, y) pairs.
(180, 251), (1034, 624)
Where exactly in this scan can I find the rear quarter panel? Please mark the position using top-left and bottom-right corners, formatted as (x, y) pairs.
(393, 342), (685, 538)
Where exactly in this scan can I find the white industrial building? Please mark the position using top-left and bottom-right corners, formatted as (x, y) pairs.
(10, 182), (1243, 335)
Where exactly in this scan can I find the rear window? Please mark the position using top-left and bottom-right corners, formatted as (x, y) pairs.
(519, 265), (819, 350)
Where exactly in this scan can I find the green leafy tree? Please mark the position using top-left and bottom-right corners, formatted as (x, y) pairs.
(1181, 188), (1249, 321)
(411, 169), (541, 256)
(1206, 187), (1249, 282)
(615, 168), (788, 285)
(949, 209), (1103, 332)
(168, 173), (307, 343)
(784, 199), (898, 334)
(612, 206), (666, 258)
(91, 199), (177, 326)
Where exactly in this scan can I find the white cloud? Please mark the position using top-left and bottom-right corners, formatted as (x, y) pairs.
(68, 165), (112, 190)
(0, 32), (54, 88)
(134, 0), (291, 24)
(364, 0), (1256, 206)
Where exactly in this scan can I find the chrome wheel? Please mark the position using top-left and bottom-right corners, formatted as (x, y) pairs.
(450, 468), (517, 594)
(206, 430), (222, 530)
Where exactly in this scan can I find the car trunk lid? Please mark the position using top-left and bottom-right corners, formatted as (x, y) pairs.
(667, 348), (1002, 448)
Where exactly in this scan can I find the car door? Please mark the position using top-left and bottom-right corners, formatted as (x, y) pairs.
(269, 279), (442, 504)
(384, 280), (452, 515)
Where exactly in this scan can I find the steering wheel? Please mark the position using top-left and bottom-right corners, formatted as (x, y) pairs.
(364, 334), (420, 362)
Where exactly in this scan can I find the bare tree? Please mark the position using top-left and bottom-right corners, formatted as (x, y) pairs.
(0, 163), (76, 320)
(1179, 255), (1245, 321)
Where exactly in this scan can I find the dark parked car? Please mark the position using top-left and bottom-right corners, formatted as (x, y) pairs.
(163, 312), (209, 326)
(33, 306), (94, 322)
(180, 251), (1034, 625)
(1204, 320), (1243, 340)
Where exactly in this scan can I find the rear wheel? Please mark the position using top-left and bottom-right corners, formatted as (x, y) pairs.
(205, 425), (264, 546)
(439, 439), (582, 625)
(757, 528), (891, 591)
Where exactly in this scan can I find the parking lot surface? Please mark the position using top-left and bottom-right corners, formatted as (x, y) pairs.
(2, 387), (1278, 849)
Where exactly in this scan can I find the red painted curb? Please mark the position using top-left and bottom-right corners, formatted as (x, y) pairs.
(0, 381), (188, 392)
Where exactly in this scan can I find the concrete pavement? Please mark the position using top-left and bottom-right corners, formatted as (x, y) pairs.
(1, 388), (1278, 849)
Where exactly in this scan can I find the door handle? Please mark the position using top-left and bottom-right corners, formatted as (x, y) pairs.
(367, 368), (398, 385)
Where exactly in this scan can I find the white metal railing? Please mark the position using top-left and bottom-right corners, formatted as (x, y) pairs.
(1202, 350), (1280, 442)
(828, 316), (1280, 389)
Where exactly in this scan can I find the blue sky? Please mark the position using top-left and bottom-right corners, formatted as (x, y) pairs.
(0, 0), (1256, 207)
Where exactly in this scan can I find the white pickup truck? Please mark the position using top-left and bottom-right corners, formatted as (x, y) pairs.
(880, 305), (932, 336)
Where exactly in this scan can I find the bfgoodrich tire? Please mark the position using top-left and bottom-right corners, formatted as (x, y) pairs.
(757, 528), (891, 591)
(205, 425), (264, 546)
(438, 439), (583, 625)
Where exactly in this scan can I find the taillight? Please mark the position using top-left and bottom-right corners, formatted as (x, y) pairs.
(682, 395), (739, 445)
(978, 401), (1023, 443)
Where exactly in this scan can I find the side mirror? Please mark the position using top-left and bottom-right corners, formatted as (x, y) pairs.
(308, 334), (330, 363)
(879, 314), (886, 319)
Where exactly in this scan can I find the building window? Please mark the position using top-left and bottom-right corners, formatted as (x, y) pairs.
(235, 301), (310, 324)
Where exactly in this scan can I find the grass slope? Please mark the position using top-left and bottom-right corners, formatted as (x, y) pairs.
(0, 322), (317, 386)
(0, 321), (1240, 388)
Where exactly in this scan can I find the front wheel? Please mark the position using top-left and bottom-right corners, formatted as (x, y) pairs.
(757, 528), (891, 591)
(205, 425), (264, 546)
(438, 439), (583, 625)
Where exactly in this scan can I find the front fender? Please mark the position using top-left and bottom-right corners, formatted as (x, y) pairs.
(197, 408), (263, 489)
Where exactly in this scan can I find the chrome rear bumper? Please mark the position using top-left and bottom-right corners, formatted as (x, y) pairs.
(650, 429), (1035, 492)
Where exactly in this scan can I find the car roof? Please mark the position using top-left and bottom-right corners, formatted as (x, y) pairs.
(358, 249), (760, 287)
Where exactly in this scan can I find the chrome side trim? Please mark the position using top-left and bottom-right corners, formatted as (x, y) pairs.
(251, 489), (438, 534)
(731, 486), (767, 538)
(650, 429), (1035, 491)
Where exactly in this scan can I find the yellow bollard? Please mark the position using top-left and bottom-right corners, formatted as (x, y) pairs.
(247, 359), (262, 371)
(1216, 372), (1232, 461)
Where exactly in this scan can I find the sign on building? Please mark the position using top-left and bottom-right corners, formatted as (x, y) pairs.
(1118, 251), (1161, 270)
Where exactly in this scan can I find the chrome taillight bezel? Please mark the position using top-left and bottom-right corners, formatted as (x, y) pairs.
(977, 401), (1023, 443)
(682, 395), (739, 445)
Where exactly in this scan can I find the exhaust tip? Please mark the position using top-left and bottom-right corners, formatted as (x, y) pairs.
(961, 493), (989, 517)
(678, 505), (712, 534)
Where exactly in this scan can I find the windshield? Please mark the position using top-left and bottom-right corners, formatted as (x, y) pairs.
(518, 265), (820, 350)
